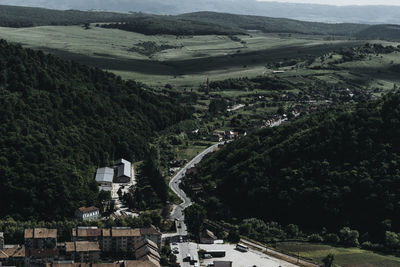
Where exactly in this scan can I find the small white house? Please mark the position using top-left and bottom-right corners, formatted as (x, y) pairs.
(75, 207), (100, 221)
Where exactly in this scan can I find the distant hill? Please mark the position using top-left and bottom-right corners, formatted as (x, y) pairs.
(0, 40), (191, 220)
(178, 12), (369, 36)
(356, 24), (400, 41)
(191, 93), (400, 240)
(2, 0), (400, 24)
(0, 4), (134, 27)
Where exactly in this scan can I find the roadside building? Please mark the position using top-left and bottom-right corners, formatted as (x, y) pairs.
(114, 159), (132, 183)
(64, 241), (101, 263)
(0, 232), (4, 250)
(75, 206), (100, 221)
(200, 229), (217, 244)
(72, 227), (102, 242)
(95, 167), (114, 188)
(140, 226), (162, 250)
(211, 134), (223, 142)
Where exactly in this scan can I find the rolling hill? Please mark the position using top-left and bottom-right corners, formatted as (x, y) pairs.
(0, 39), (192, 220)
(190, 93), (400, 241)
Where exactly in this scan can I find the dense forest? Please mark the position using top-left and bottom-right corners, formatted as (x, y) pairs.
(0, 40), (191, 220)
(190, 93), (400, 244)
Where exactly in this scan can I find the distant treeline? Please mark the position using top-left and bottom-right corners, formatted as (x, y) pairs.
(99, 16), (241, 36)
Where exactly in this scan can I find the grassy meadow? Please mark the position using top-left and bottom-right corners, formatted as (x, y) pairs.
(275, 242), (400, 267)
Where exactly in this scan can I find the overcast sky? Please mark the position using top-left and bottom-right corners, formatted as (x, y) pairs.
(259, 0), (400, 5)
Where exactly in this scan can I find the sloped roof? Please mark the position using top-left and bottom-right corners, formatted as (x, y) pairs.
(140, 226), (161, 236)
(111, 228), (140, 237)
(65, 241), (100, 252)
(116, 159), (131, 178)
(95, 167), (114, 183)
(77, 206), (99, 213)
(135, 239), (158, 250)
(135, 245), (160, 261)
(25, 228), (57, 239)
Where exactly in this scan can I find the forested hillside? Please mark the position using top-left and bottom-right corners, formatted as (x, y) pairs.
(0, 40), (191, 220)
(0, 5), (134, 27)
(192, 94), (400, 240)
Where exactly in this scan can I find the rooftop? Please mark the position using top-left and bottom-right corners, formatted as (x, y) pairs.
(77, 206), (99, 213)
(25, 228), (57, 239)
(140, 226), (161, 236)
(65, 241), (100, 252)
(116, 158), (131, 178)
(95, 167), (114, 183)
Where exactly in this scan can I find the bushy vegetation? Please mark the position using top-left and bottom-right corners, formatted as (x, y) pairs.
(0, 40), (191, 220)
(191, 93), (400, 251)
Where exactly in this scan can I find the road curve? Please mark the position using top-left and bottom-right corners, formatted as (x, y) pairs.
(169, 142), (222, 222)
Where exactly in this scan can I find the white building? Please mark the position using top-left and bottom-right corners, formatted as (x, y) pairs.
(95, 167), (114, 189)
(75, 207), (100, 221)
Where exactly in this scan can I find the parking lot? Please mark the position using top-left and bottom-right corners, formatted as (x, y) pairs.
(198, 243), (296, 267)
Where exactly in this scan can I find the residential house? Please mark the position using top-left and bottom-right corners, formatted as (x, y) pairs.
(134, 239), (160, 266)
(64, 241), (101, 263)
(0, 245), (25, 266)
(95, 167), (114, 189)
(25, 228), (59, 266)
(200, 229), (217, 244)
(101, 228), (141, 254)
(114, 159), (132, 183)
(25, 228), (57, 249)
(72, 227), (102, 242)
(75, 207), (100, 221)
(140, 227), (162, 250)
(45, 258), (160, 267)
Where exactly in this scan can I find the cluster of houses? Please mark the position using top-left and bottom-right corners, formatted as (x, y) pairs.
(0, 226), (162, 267)
(210, 130), (245, 142)
(95, 159), (132, 192)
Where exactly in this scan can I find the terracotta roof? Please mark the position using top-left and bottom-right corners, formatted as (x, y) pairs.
(135, 239), (158, 250)
(125, 258), (160, 267)
(135, 245), (160, 261)
(202, 229), (217, 240)
(140, 226), (161, 236)
(102, 229), (111, 237)
(75, 241), (100, 252)
(111, 228), (140, 237)
(75, 228), (102, 237)
(77, 206), (99, 213)
(65, 241), (100, 252)
(25, 228), (57, 239)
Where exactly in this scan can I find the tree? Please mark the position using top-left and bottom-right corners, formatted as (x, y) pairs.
(322, 254), (334, 267)
(184, 204), (206, 239)
(339, 227), (359, 247)
(228, 229), (240, 243)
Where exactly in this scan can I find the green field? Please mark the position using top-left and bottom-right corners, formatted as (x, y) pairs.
(0, 25), (364, 87)
(276, 242), (400, 267)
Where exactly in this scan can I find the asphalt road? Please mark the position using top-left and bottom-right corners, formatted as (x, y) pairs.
(168, 142), (223, 266)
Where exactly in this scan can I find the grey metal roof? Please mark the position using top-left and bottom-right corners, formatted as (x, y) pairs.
(116, 159), (131, 178)
(95, 167), (114, 183)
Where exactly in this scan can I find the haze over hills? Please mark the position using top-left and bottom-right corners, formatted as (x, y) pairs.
(1, 0), (400, 24)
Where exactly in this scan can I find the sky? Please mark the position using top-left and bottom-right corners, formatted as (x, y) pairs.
(259, 0), (400, 6)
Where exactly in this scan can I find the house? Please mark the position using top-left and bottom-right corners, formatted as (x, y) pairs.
(95, 167), (114, 188)
(214, 261), (233, 267)
(101, 228), (141, 253)
(25, 228), (57, 249)
(72, 227), (102, 242)
(0, 232), (3, 250)
(140, 226), (162, 250)
(0, 245), (25, 266)
(64, 241), (101, 263)
(114, 159), (132, 183)
(45, 258), (160, 267)
(75, 206), (100, 221)
(200, 229), (217, 244)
